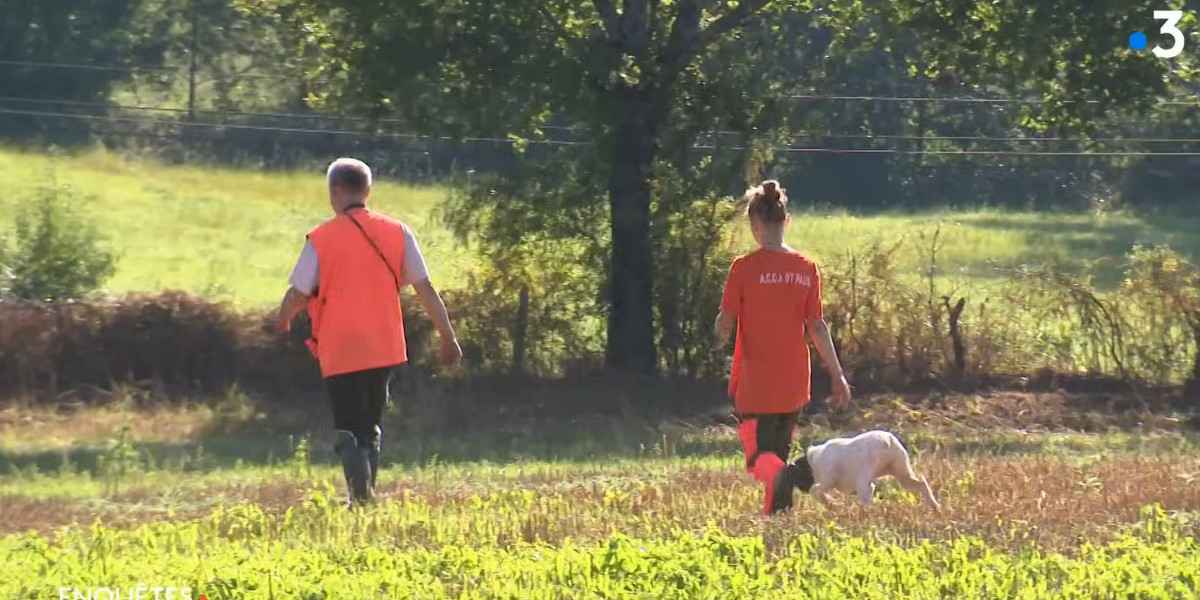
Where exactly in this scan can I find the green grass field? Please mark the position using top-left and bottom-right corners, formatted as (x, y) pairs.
(2, 147), (1199, 597)
(1, 395), (1198, 599)
(0, 147), (471, 307)
(2, 146), (1198, 307)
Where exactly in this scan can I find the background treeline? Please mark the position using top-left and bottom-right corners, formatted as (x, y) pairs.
(3, 0), (1199, 212)
(1, 1), (1199, 405)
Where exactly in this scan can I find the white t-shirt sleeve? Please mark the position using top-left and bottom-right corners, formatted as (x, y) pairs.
(288, 241), (319, 296)
(399, 223), (430, 287)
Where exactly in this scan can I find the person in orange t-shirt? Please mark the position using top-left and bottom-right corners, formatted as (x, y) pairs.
(715, 180), (851, 514)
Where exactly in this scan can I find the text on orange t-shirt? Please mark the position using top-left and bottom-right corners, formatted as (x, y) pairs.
(721, 248), (822, 415)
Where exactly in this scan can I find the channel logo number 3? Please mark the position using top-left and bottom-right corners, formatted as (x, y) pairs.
(1153, 10), (1184, 59)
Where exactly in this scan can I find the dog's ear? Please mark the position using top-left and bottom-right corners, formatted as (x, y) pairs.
(792, 458), (816, 492)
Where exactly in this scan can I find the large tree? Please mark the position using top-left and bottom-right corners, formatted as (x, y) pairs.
(0, 0), (153, 137)
(268, 0), (813, 373)
(266, 0), (1183, 373)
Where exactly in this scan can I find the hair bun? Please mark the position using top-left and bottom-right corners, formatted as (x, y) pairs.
(745, 179), (788, 224)
(762, 180), (779, 201)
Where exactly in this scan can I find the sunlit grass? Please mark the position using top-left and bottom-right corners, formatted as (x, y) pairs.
(2, 146), (1198, 307)
(4, 147), (1199, 306)
(1, 398), (1198, 597)
(741, 208), (1200, 288)
(0, 146), (468, 308)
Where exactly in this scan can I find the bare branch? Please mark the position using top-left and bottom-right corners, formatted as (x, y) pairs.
(648, 0), (661, 39)
(659, 0), (770, 77)
(621, 0), (651, 54)
(659, 0), (703, 74)
(594, 0), (619, 39)
(622, 0), (648, 16)
(696, 0), (771, 49)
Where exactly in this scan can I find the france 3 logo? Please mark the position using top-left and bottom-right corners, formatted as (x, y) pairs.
(1129, 10), (1187, 58)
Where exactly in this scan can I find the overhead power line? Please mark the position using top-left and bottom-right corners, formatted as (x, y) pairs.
(0, 95), (412, 125)
(3, 96), (1200, 146)
(0, 96), (349, 121)
(3, 57), (1199, 106)
(6, 107), (1200, 157)
(786, 93), (1199, 107)
(0, 59), (177, 74)
(784, 132), (1200, 144)
(0, 58), (315, 83)
(772, 147), (1200, 157)
(0, 107), (589, 146)
(691, 143), (1200, 156)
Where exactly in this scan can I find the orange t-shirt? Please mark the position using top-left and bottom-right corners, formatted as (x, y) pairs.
(721, 248), (822, 414)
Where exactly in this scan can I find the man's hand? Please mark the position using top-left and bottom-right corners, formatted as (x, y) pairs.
(276, 287), (308, 336)
(440, 336), (463, 366)
(829, 372), (852, 411)
(414, 279), (462, 367)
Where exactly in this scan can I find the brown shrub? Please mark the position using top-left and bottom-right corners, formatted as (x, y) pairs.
(0, 292), (317, 402)
(820, 237), (1200, 395)
(2, 241), (1198, 406)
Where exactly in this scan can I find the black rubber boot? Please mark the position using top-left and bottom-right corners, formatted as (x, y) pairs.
(768, 465), (797, 514)
(334, 430), (373, 506)
(365, 425), (382, 493)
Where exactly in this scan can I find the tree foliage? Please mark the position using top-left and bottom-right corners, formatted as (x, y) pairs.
(885, 0), (1197, 132)
(247, 0), (1194, 374)
(0, 0), (154, 137)
(14, 0), (1186, 374)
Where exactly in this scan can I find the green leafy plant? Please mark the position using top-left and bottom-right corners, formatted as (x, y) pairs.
(0, 184), (115, 301)
(96, 424), (141, 495)
(287, 434), (312, 480)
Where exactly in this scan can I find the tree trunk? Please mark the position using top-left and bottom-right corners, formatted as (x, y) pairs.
(187, 0), (199, 122)
(1187, 324), (1200, 403)
(605, 91), (659, 373)
(944, 296), (967, 379)
(512, 286), (530, 374)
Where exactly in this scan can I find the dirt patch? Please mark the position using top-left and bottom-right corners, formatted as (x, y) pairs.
(0, 481), (306, 537)
(2, 389), (1193, 453)
(803, 390), (1191, 434)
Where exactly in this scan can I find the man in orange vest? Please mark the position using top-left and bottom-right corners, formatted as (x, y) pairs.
(276, 157), (462, 505)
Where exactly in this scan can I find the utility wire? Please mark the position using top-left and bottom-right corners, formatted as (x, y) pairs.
(786, 94), (1199, 107)
(0, 107), (589, 145)
(7, 107), (1200, 157)
(4, 58), (1199, 106)
(0, 58), (315, 83)
(0, 59), (177, 74)
(2, 96), (1199, 145)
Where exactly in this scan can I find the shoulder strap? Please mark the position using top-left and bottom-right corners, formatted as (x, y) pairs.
(343, 211), (402, 293)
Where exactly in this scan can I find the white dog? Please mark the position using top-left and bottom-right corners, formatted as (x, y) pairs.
(790, 430), (940, 510)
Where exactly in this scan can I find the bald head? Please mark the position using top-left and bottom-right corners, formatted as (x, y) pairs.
(326, 157), (372, 212)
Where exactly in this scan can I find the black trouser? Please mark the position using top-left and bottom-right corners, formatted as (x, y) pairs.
(738, 412), (797, 469)
(324, 366), (394, 446)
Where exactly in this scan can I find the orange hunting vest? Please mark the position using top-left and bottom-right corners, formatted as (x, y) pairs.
(305, 207), (408, 377)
